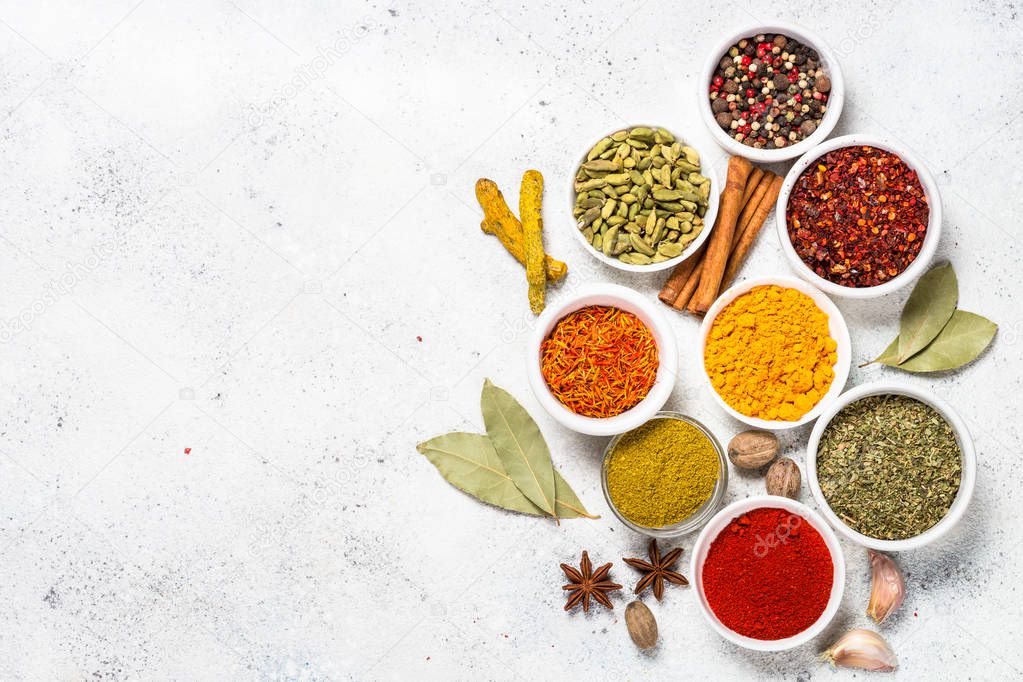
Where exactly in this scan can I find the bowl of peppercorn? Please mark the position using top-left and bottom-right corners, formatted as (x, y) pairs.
(777, 134), (942, 298)
(699, 23), (844, 162)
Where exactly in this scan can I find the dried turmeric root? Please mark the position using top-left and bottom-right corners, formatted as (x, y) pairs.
(519, 170), (546, 314)
(475, 178), (567, 282)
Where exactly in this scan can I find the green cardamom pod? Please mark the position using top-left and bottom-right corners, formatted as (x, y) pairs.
(587, 137), (612, 160)
(629, 232), (655, 256)
(603, 226), (619, 256)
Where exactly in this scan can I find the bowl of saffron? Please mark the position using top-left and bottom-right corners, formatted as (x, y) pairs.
(690, 496), (845, 651)
(527, 283), (678, 436)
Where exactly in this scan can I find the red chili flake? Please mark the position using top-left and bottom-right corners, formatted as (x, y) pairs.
(786, 146), (929, 288)
(416, 335), (423, 342)
(184, 448), (192, 455)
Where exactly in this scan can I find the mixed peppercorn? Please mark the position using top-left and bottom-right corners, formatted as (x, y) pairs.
(786, 146), (929, 288)
(709, 33), (829, 149)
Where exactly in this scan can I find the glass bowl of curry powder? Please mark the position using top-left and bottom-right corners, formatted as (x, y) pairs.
(601, 412), (728, 537)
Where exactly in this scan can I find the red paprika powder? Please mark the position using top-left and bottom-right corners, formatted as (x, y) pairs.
(786, 145), (929, 288)
(701, 507), (833, 640)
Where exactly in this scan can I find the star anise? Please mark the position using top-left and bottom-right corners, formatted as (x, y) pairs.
(560, 550), (622, 612)
(623, 539), (689, 601)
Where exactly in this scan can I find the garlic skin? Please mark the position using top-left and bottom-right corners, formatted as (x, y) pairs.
(823, 628), (898, 672)
(867, 549), (906, 624)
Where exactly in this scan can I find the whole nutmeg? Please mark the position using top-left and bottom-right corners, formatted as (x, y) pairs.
(727, 430), (779, 470)
(625, 601), (658, 650)
(766, 457), (801, 499)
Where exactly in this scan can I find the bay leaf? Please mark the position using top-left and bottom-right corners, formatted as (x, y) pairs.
(865, 335), (900, 367)
(553, 470), (599, 519)
(416, 432), (544, 515)
(480, 379), (558, 518)
(897, 262), (958, 363)
(417, 432), (598, 519)
(893, 310), (996, 372)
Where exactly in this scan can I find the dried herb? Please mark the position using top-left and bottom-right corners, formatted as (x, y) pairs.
(417, 380), (597, 520)
(481, 378), (557, 517)
(622, 539), (688, 601)
(865, 264), (996, 372)
(816, 395), (961, 540)
(896, 262), (957, 362)
(560, 550), (622, 612)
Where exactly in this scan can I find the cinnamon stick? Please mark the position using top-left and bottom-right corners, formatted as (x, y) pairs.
(659, 169), (752, 305)
(736, 171), (773, 234)
(657, 246), (704, 306)
(671, 254), (706, 310)
(687, 156), (752, 314)
(670, 200), (749, 311)
(741, 167), (765, 206)
(720, 174), (784, 288)
(670, 171), (777, 310)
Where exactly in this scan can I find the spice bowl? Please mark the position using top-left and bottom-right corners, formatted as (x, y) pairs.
(806, 381), (976, 552)
(526, 283), (678, 436)
(600, 412), (728, 538)
(699, 276), (851, 430)
(568, 124), (720, 273)
(690, 496), (846, 651)
(776, 134), (942, 299)
(698, 22), (845, 163)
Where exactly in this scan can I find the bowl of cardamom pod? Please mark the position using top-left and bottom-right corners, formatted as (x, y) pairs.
(805, 381), (976, 552)
(570, 125), (719, 272)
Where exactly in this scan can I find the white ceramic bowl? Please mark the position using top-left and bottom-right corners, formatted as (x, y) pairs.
(698, 23), (844, 163)
(568, 124), (720, 273)
(700, 276), (851, 430)
(776, 134), (942, 298)
(806, 381), (976, 551)
(690, 495), (846, 651)
(526, 283), (678, 436)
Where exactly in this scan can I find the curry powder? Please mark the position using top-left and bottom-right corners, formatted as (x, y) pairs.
(607, 418), (719, 527)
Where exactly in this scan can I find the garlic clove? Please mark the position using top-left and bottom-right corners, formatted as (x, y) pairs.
(867, 549), (906, 624)
(822, 628), (898, 672)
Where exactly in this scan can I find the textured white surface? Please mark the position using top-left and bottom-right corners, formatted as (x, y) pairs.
(0, 1), (1020, 680)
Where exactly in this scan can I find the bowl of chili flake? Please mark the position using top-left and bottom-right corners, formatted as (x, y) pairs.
(777, 134), (942, 298)
(527, 283), (677, 436)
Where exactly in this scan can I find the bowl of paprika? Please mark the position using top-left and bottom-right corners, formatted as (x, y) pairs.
(777, 134), (942, 298)
(690, 495), (845, 651)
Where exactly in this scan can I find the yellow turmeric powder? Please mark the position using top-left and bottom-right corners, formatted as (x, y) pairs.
(704, 285), (837, 421)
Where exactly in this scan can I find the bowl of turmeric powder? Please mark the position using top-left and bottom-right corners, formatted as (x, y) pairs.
(700, 277), (851, 429)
